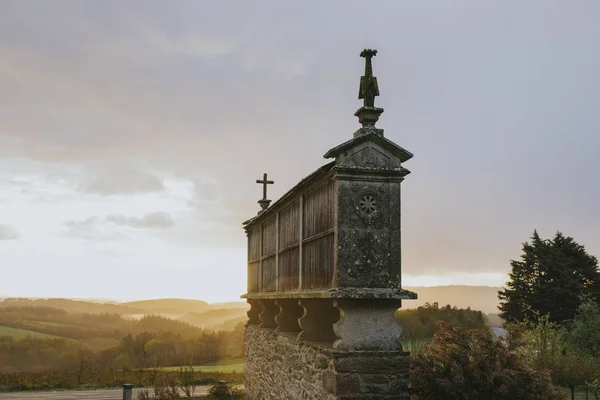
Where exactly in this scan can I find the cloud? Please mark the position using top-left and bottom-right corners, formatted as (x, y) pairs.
(66, 216), (99, 229)
(106, 212), (175, 229)
(242, 48), (315, 77)
(1, 1), (600, 295)
(64, 212), (174, 241)
(0, 224), (19, 240)
(64, 216), (125, 241)
(78, 167), (164, 196)
(111, 28), (239, 61)
(187, 179), (220, 208)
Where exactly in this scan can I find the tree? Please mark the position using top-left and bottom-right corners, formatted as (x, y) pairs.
(551, 353), (598, 400)
(524, 313), (600, 400)
(498, 231), (600, 324)
(410, 322), (565, 400)
(569, 295), (600, 357)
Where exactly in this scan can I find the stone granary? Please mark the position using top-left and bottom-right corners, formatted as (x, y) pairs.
(242, 49), (416, 399)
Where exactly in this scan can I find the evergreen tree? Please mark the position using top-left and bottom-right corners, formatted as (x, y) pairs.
(498, 230), (600, 324)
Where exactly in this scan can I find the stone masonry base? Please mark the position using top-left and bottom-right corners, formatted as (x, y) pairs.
(244, 324), (410, 399)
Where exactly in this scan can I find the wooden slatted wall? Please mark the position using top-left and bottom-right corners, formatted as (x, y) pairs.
(261, 216), (277, 291)
(302, 179), (335, 289)
(247, 225), (261, 293)
(246, 176), (335, 293)
(278, 199), (300, 290)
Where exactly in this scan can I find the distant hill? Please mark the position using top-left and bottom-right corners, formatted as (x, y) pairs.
(0, 298), (143, 315)
(179, 307), (248, 331)
(122, 298), (212, 315)
(403, 286), (502, 314)
(210, 302), (249, 310)
(486, 313), (505, 327)
(0, 298), (247, 320)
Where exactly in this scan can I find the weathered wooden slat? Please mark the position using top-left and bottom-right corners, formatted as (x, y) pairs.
(248, 261), (261, 293)
(301, 178), (335, 289)
(278, 247), (300, 291)
(302, 233), (334, 289)
(262, 256), (277, 292)
(278, 199), (300, 249)
(275, 212), (280, 291)
(248, 226), (261, 262)
(262, 216), (276, 257)
(299, 195), (304, 290)
(303, 179), (334, 238)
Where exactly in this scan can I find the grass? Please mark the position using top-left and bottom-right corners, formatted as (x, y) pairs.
(559, 386), (597, 400)
(0, 325), (62, 340)
(163, 358), (245, 373)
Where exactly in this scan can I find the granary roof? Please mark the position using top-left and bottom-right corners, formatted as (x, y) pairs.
(323, 131), (414, 162)
(242, 160), (336, 227)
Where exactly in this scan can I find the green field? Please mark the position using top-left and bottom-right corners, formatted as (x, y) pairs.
(26, 321), (74, 328)
(0, 325), (62, 340)
(163, 358), (244, 373)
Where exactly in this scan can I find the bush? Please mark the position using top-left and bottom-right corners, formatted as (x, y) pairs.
(410, 322), (566, 400)
(208, 381), (244, 399)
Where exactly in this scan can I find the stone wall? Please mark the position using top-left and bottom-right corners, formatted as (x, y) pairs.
(245, 324), (410, 399)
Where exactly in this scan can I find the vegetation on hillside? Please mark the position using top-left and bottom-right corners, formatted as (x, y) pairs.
(0, 302), (246, 391)
(395, 302), (487, 350)
(0, 298), (143, 315)
(404, 285), (502, 315)
(122, 299), (212, 315)
(179, 308), (248, 331)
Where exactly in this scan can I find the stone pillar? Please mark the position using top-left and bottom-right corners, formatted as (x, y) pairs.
(333, 300), (402, 351)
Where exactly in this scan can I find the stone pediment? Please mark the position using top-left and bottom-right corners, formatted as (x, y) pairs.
(323, 131), (413, 164)
(347, 146), (391, 169)
(324, 131), (413, 170)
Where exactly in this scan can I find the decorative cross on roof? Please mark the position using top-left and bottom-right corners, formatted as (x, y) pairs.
(256, 173), (274, 212)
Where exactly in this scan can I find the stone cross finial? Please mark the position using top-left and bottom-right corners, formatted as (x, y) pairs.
(354, 49), (384, 129)
(359, 49), (379, 108)
(256, 173), (274, 212)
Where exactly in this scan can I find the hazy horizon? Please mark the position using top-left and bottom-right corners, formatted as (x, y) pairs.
(0, 284), (503, 303)
(0, 285), (505, 315)
(1, 1), (599, 303)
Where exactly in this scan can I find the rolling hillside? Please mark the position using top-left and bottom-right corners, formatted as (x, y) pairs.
(179, 307), (249, 330)
(121, 298), (212, 314)
(0, 298), (143, 315)
(0, 325), (63, 340)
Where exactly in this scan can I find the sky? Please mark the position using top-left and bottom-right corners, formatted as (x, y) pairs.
(1, 1), (599, 303)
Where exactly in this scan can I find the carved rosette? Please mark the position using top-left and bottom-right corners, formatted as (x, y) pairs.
(353, 187), (383, 225)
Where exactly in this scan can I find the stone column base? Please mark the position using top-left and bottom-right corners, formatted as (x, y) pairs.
(245, 324), (410, 399)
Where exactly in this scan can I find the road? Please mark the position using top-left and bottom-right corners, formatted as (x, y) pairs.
(0, 386), (214, 399)
(491, 326), (507, 339)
